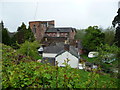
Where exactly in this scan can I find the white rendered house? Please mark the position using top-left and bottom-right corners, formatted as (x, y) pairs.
(55, 50), (79, 68)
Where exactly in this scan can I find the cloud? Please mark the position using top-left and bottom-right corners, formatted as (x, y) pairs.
(0, 0), (119, 3)
(0, 0), (68, 3)
(1, 0), (119, 32)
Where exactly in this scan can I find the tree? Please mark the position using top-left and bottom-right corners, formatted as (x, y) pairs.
(14, 22), (35, 44)
(15, 23), (27, 44)
(24, 26), (35, 42)
(97, 44), (119, 63)
(0, 21), (3, 43)
(1, 21), (11, 45)
(2, 28), (11, 45)
(17, 41), (41, 60)
(74, 29), (85, 40)
(112, 8), (120, 47)
(82, 26), (105, 51)
(104, 27), (115, 45)
(96, 44), (119, 75)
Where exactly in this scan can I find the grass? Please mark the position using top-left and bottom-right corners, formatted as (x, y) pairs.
(81, 54), (98, 63)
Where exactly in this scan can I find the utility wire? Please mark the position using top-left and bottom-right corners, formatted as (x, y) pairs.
(34, 1), (39, 20)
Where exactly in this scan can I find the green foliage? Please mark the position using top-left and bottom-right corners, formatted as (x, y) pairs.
(14, 22), (35, 44)
(104, 27), (115, 45)
(25, 26), (35, 42)
(17, 41), (41, 60)
(96, 44), (119, 77)
(97, 44), (119, 63)
(81, 44), (119, 78)
(81, 54), (97, 63)
(74, 29), (85, 40)
(1, 22), (35, 49)
(1, 43), (118, 88)
(2, 28), (11, 45)
(82, 26), (105, 51)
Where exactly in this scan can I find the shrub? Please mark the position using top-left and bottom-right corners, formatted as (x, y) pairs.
(17, 41), (41, 60)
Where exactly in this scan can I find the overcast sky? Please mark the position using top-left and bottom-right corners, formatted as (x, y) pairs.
(0, 0), (120, 32)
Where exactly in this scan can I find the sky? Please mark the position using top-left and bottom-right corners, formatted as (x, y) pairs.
(0, 0), (120, 32)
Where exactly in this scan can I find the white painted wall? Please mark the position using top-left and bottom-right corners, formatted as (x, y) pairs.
(43, 53), (57, 58)
(55, 51), (79, 68)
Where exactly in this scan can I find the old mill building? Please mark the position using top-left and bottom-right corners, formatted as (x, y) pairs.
(29, 20), (76, 42)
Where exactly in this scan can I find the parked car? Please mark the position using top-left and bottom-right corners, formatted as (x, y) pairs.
(88, 51), (99, 58)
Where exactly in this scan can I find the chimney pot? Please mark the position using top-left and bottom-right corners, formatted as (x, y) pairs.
(64, 44), (70, 51)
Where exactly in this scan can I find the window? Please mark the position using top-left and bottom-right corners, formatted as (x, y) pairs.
(57, 32), (60, 37)
(41, 23), (47, 28)
(33, 25), (36, 34)
(47, 22), (49, 27)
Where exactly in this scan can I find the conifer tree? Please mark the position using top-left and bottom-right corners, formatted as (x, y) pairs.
(112, 8), (120, 47)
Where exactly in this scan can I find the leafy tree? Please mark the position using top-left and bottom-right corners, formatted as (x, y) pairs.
(97, 44), (119, 63)
(74, 29), (85, 40)
(96, 44), (119, 76)
(17, 41), (41, 60)
(104, 27), (115, 45)
(112, 8), (120, 47)
(82, 26), (105, 51)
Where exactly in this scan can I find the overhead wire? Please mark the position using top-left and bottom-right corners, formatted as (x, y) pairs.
(34, 1), (39, 20)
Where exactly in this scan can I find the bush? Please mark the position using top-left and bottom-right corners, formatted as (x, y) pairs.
(17, 41), (41, 60)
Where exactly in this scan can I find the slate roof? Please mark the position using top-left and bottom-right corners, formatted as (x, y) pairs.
(78, 40), (83, 49)
(55, 46), (79, 58)
(43, 42), (64, 53)
(46, 27), (76, 33)
(43, 42), (79, 58)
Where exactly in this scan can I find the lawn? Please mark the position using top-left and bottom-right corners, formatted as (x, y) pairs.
(81, 54), (98, 63)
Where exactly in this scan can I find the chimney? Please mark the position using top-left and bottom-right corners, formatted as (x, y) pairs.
(64, 40), (70, 51)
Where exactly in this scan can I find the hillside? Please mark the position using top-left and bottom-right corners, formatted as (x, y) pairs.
(1, 44), (118, 88)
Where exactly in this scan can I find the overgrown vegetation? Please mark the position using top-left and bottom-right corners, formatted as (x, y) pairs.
(103, 27), (115, 45)
(1, 43), (119, 88)
(81, 43), (119, 78)
(17, 41), (41, 60)
(75, 26), (119, 81)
